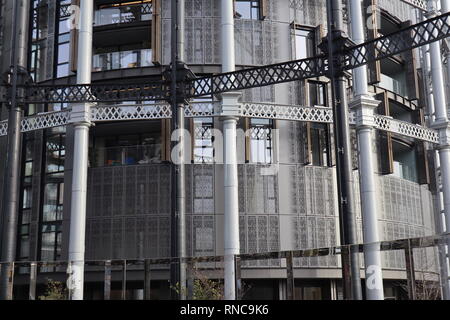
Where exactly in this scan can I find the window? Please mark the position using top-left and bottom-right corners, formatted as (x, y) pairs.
(308, 81), (327, 107)
(29, 0), (49, 82)
(392, 140), (418, 182)
(39, 126), (66, 265)
(18, 133), (34, 262)
(249, 119), (273, 164)
(56, 0), (72, 78)
(310, 123), (329, 167)
(295, 28), (315, 60)
(95, 0), (153, 26)
(235, 0), (261, 20)
(306, 81), (331, 167)
(93, 43), (152, 72)
(193, 118), (214, 163)
(92, 120), (162, 167)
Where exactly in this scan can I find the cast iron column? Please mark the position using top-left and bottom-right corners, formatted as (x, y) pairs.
(326, 0), (363, 300)
(170, 0), (187, 300)
(0, 0), (30, 300)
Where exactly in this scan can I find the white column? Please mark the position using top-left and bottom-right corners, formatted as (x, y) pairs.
(221, 0), (241, 300)
(67, 0), (93, 300)
(349, 0), (384, 300)
(442, 0), (450, 116)
(429, 0), (450, 299)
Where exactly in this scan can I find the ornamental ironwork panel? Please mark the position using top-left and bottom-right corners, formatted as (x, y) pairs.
(91, 104), (172, 121)
(401, 0), (427, 11)
(0, 120), (7, 136)
(23, 82), (168, 104)
(241, 102), (334, 123)
(346, 12), (450, 70)
(374, 115), (439, 144)
(186, 56), (326, 98)
(21, 110), (69, 132)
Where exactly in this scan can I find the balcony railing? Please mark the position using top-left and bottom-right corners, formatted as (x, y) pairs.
(94, 2), (152, 27)
(92, 49), (153, 72)
(92, 145), (162, 167)
(1, 233), (448, 300)
(379, 73), (408, 98)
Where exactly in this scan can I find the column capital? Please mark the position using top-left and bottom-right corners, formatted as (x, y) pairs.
(68, 103), (95, 125)
(349, 94), (381, 128)
(217, 92), (242, 117)
(431, 120), (450, 147)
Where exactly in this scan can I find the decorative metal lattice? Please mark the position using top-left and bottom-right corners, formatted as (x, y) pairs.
(186, 56), (327, 98)
(185, 102), (215, 117)
(374, 115), (439, 144)
(23, 82), (168, 104)
(0, 120), (7, 136)
(91, 104), (172, 122)
(59, 4), (72, 18)
(346, 12), (450, 70)
(0, 103), (440, 144)
(401, 0), (427, 11)
(21, 110), (70, 133)
(0, 12), (446, 104)
(241, 102), (334, 123)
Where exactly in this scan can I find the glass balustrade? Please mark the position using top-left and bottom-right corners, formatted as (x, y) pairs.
(94, 2), (152, 27)
(92, 144), (162, 167)
(92, 49), (152, 71)
(379, 73), (408, 97)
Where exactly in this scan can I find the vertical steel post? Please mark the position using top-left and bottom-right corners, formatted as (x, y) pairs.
(326, 0), (363, 300)
(170, 0), (181, 300)
(177, 0), (187, 301)
(67, 0), (93, 301)
(286, 252), (295, 300)
(29, 262), (37, 300)
(404, 240), (417, 300)
(348, 0), (384, 300)
(0, 0), (29, 300)
(144, 259), (151, 300)
(234, 256), (242, 300)
(186, 260), (194, 300)
(121, 260), (127, 300)
(104, 261), (111, 301)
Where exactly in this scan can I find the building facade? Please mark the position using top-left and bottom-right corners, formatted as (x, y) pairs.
(0, 0), (447, 300)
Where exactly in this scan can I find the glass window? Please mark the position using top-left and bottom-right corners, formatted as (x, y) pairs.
(57, 43), (70, 64)
(295, 28), (315, 60)
(310, 123), (329, 167)
(308, 81), (327, 107)
(250, 119), (273, 164)
(392, 140), (418, 182)
(95, 0), (153, 26)
(193, 118), (214, 163)
(93, 121), (162, 167)
(235, 0), (260, 20)
(22, 187), (33, 209)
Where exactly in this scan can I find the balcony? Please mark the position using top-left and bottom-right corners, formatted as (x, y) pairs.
(92, 144), (162, 167)
(379, 73), (407, 98)
(94, 1), (152, 27)
(92, 48), (152, 72)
